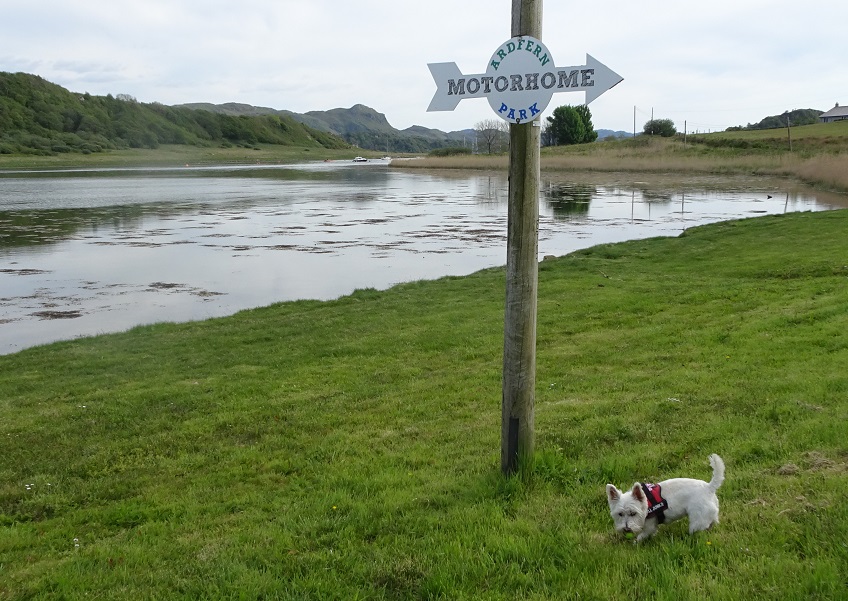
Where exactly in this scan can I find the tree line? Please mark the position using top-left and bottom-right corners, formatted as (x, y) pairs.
(470, 105), (601, 154)
(468, 104), (678, 154)
(726, 108), (822, 132)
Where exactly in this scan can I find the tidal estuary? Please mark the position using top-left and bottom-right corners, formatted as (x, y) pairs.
(2, 160), (846, 354)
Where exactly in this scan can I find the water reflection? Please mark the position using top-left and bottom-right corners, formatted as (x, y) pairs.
(640, 190), (675, 204)
(542, 182), (594, 218)
(1, 163), (846, 354)
(2, 205), (154, 249)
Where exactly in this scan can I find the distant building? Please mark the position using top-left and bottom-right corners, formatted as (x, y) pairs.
(819, 103), (848, 123)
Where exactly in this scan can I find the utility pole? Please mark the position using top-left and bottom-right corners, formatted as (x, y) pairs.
(786, 113), (793, 152)
(502, 0), (542, 475)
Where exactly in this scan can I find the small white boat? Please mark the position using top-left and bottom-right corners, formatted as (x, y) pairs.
(352, 156), (368, 162)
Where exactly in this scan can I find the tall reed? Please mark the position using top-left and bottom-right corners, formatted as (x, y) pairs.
(394, 138), (848, 192)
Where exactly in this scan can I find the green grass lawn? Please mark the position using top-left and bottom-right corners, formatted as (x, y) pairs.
(2, 210), (847, 600)
(704, 120), (848, 142)
(687, 121), (848, 155)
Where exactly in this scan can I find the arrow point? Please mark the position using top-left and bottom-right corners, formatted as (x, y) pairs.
(584, 54), (623, 105)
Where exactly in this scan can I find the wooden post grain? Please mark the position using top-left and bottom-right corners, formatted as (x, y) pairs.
(502, 0), (542, 475)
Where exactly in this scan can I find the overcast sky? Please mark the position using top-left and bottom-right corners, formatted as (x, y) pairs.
(2, 1), (847, 135)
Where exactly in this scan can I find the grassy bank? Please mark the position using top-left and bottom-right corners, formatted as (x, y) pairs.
(396, 122), (848, 192)
(2, 210), (847, 600)
(0, 144), (374, 170)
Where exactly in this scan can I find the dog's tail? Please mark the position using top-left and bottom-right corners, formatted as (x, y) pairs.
(708, 454), (725, 491)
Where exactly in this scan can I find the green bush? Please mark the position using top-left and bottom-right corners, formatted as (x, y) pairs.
(643, 118), (677, 137)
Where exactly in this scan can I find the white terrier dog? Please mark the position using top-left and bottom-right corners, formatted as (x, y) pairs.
(606, 454), (725, 542)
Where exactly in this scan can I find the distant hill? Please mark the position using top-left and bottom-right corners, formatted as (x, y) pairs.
(597, 129), (633, 139)
(0, 73), (349, 156)
(1, 71), (648, 157)
(179, 102), (475, 153)
(728, 108), (823, 131)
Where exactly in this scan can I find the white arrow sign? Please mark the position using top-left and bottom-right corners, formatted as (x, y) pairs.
(428, 36), (622, 124)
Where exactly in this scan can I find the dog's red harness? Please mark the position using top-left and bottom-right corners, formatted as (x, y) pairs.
(640, 483), (669, 523)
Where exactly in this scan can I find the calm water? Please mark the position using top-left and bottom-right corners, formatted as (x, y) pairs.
(2, 161), (846, 354)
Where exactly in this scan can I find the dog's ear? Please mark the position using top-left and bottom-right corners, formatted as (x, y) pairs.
(631, 483), (645, 502)
(606, 484), (621, 506)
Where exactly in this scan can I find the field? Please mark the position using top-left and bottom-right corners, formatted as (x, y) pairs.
(394, 121), (848, 192)
(699, 121), (848, 148)
(2, 210), (847, 600)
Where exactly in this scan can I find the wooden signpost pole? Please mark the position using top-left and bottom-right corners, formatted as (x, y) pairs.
(501, 0), (542, 475)
(426, 0), (620, 477)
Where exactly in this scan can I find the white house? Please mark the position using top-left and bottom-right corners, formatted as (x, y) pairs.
(819, 103), (848, 123)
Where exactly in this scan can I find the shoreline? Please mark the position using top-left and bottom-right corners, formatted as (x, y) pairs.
(3, 129), (848, 193)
